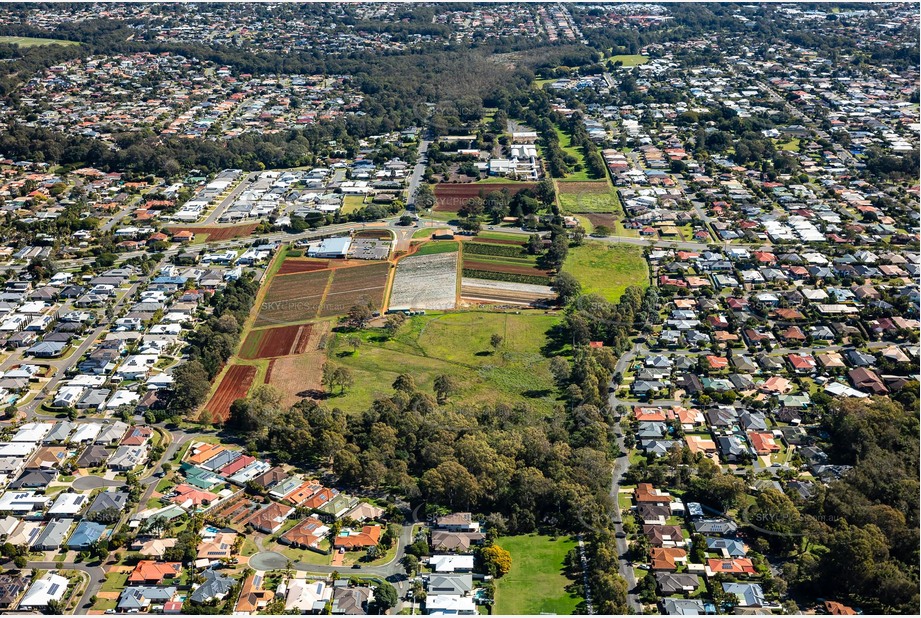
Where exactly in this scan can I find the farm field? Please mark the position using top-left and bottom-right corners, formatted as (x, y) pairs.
(0, 35), (79, 47)
(204, 365), (257, 422)
(255, 269), (331, 327)
(263, 322), (331, 407)
(389, 250), (458, 310)
(461, 239), (550, 286)
(562, 241), (648, 301)
(239, 324), (314, 359)
(165, 223), (258, 242)
(325, 311), (562, 413)
(434, 182), (536, 212)
(460, 278), (554, 306)
(318, 262), (390, 317)
(277, 258), (329, 275)
(493, 534), (583, 615)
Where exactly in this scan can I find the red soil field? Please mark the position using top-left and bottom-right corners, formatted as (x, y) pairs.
(464, 259), (551, 277)
(277, 259), (330, 275)
(166, 223), (258, 241)
(239, 324), (314, 359)
(434, 182), (537, 212)
(256, 270), (332, 326)
(265, 359), (276, 384)
(205, 365), (257, 422)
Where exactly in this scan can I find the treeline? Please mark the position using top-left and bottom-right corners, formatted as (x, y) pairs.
(781, 396), (919, 614)
(565, 113), (607, 179)
(166, 274), (259, 420)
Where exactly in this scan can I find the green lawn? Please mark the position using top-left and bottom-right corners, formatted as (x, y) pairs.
(100, 572), (128, 593)
(412, 227), (451, 239)
(558, 187), (622, 214)
(777, 138), (801, 152)
(326, 312), (563, 414)
(553, 126), (592, 182)
(0, 35), (79, 47)
(607, 54), (649, 67)
(342, 195), (366, 214)
(412, 240), (459, 256)
(494, 534), (582, 615)
(562, 242), (649, 301)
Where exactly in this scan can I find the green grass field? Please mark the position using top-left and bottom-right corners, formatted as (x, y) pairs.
(777, 138), (801, 152)
(342, 195), (366, 214)
(607, 54), (649, 67)
(0, 35), (79, 47)
(412, 240), (459, 256)
(326, 312), (563, 414)
(558, 188), (622, 214)
(562, 242), (648, 301)
(554, 126), (592, 182)
(412, 227), (451, 239)
(494, 534), (582, 615)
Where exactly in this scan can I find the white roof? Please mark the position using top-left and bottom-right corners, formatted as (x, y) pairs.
(70, 423), (103, 443)
(48, 492), (89, 516)
(429, 554), (475, 572)
(11, 422), (53, 443)
(19, 573), (69, 608)
(426, 595), (477, 614)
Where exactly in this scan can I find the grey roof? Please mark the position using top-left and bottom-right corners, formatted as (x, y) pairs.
(86, 490), (128, 516)
(118, 586), (177, 610)
(33, 519), (74, 550)
(656, 572), (700, 595)
(189, 570), (235, 604)
(44, 421), (74, 443)
(427, 574), (472, 596)
(662, 598), (715, 615)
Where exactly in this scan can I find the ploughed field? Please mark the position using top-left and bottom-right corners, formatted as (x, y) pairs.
(433, 182), (536, 212)
(204, 365), (257, 422)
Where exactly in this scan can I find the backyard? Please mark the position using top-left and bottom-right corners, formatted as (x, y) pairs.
(493, 534), (583, 615)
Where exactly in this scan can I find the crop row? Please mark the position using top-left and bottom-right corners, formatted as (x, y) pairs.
(464, 242), (527, 258)
(462, 268), (550, 286)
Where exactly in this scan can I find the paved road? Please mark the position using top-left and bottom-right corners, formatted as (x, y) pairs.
(202, 173), (257, 225)
(406, 138), (431, 210)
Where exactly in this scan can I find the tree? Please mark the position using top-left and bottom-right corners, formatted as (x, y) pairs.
(593, 225), (612, 237)
(535, 177), (556, 206)
(346, 302), (374, 329)
(490, 334), (503, 352)
(549, 356), (571, 386)
(433, 374), (459, 404)
(346, 335), (362, 354)
(421, 461), (480, 509)
(413, 184), (436, 210)
(459, 197), (484, 218)
(479, 544), (512, 577)
(369, 581), (398, 614)
(392, 373), (416, 393)
(526, 233), (543, 255)
(169, 360), (211, 416)
(383, 313), (405, 337)
(401, 554), (420, 577)
(551, 271), (581, 304)
(332, 367), (354, 394)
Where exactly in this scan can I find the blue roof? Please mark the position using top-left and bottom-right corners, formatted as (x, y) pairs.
(67, 521), (107, 549)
